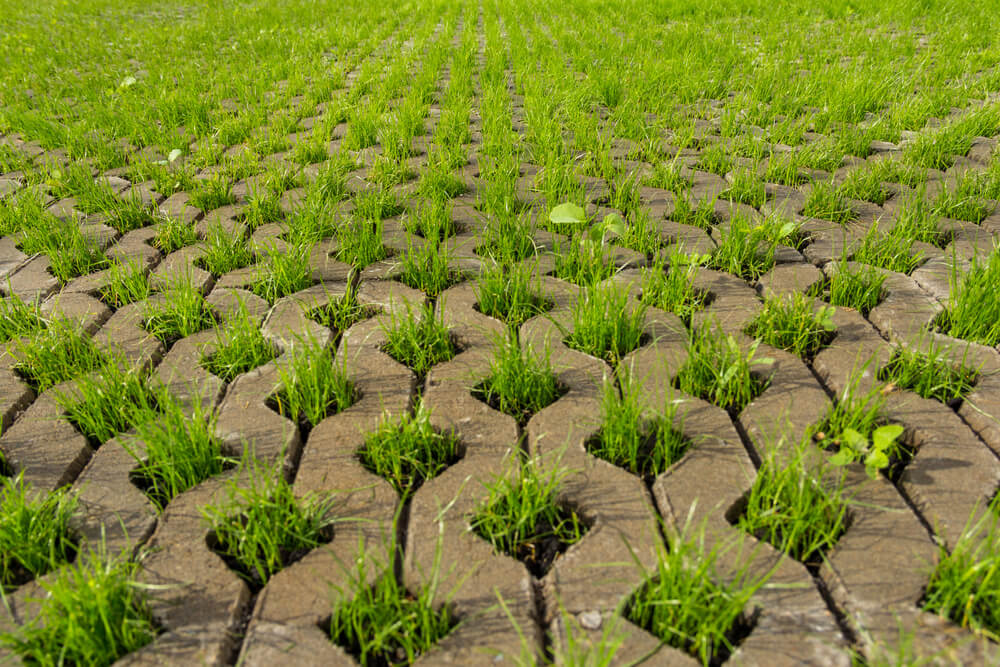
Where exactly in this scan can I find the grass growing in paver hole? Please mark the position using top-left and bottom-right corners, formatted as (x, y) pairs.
(307, 287), (379, 337)
(142, 279), (217, 344)
(0, 293), (46, 342)
(476, 210), (538, 265)
(708, 214), (799, 281)
(203, 459), (338, 589)
(473, 331), (566, 426)
(588, 373), (691, 482)
(923, 504), (1000, 642)
(0, 474), (78, 589)
(551, 237), (617, 287)
(744, 293), (836, 359)
(55, 360), (159, 446)
(353, 185), (405, 221)
(938, 247), (1000, 346)
(327, 541), (457, 666)
(812, 372), (909, 480)
(671, 196), (720, 230)
(624, 529), (769, 666)
(837, 168), (889, 206)
(403, 200), (458, 243)
(470, 459), (588, 577)
(801, 181), (855, 224)
(640, 254), (710, 326)
(733, 440), (851, 570)
(614, 209), (663, 259)
(104, 196), (157, 235)
(99, 258), (152, 309)
(933, 172), (995, 224)
(825, 260), (886, 315)
(696, 143), (732, 176)
(195, 221), (254, 277)
(18, 213), (109, 282)
(8, 318), (107, 391)
(282, 199), (339, 247)
(125, 395), (231, 510)
(644, 160), (692, 194)
(417, 161), (467, 202)
(243, 190), (284, 230)
(336, 218), (389, 268)
(674, 324), (772, 414)
(152, 216), (199, 254)
(561, 283), (648, 365)
(270, 340), (357, 430)
(188, 175), (236, 212)
(381, 303), (456, 379)
(200, 311), (276, 382)
(878, 342), (978, 405)
(396, 239), (461, 298)
(250, 243), (316, 304)
(474, 262), (552, 328)
(357, 401), (461, 497)
(850, 221), (924, 275)
(724, 168), (766, 208)
(0, 547), (158, 665)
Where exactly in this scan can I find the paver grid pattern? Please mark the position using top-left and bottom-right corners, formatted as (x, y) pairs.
(2, 0), (1000, 664)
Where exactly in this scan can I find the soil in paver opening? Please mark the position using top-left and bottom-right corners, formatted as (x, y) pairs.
(1, 543), (79, 592)
(206, 522), (335, 593)
(727, 493), (851, 576)
(324, 577), (459, 667)
(471, 505), (589, 578)
(624, 593), (759, 667)
(585, 426), (693, 484)
(306, 301), (380, 339)
(513, 513), (583, 577)
(470, 380), (569, 428)
(265, 387), (360, 439)
(128, 457), (235, 510)
(472, 294), (556, 329)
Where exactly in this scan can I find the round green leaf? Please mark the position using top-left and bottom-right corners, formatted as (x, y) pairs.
(549, 202), (586, 226)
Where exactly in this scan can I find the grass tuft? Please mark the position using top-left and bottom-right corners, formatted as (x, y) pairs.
(200, 311), (276, 382)
(99, 259), (152, 309)
(735, 440), (850, 568)
(203, 458), (337, 589)
(381, 303), (456, 379)
(9, 318), (107, 392)
(469, 459), (587, 577)
(357, 401), (461, 496)
(249, 243), (315, 304)
(625, 530), (765, 666)
(270, 340), (357, 429)
(923, 508), (1000, 642)
(328, 548), (457, 666)
(562, 283), (647, 364)
(56, 360), (159, 446)
(473, 332), (565, 426)
(878, 342), (978, 404)
(0, 474), (78, 589)
(589, 373), (691, 481)
(126, 395), (229, 510)
(939, 248), (1000, 346)
(143, 279), (216, 344)
(675, 324), (771, 413)
(0, 294), (46, 343)
(744, 293), (836, 358)
(475, 262), (551, 328)
(0, 548), (157, 664)
(826, 260), (886, 315)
